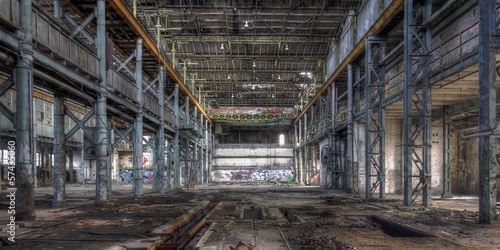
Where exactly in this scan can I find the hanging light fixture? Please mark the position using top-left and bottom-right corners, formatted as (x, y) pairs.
(244, 21), (250, 28)
(277, 74), (281, 80)
(284, 44), (289, 51)
(253, 61), (256, 67)
(220, 43), (225, 50)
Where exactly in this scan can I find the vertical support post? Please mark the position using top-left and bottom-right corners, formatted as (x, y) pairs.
(184, 97), (190, 188)
(294, 122), (298, 183)
(441, 106), (453, 198)
(107, 118), (112, 198)
(133, 38), (144, 198)
(478, 0), (497, 223)
(303, 113), (308, 184)
(95, 0), (108, 205)
(403, 0), (432, 206)
(68, 149), (74, 183)
(16, 0), (36, 221)
(298, 119), (303, 184)
(346, 64), (354, 193)
(157, 65), (165, 193)
(365, 35), (387, 198)
(53, 94), (66, 207)
(173, 84), (180, 187)
(199, 113), (204, 184)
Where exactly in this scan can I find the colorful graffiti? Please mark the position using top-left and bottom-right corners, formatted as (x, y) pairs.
(119, 170), (166, 183)
(211, 170), (294, 182)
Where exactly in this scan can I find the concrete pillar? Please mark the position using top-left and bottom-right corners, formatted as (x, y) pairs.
(52, 94), (66, 207)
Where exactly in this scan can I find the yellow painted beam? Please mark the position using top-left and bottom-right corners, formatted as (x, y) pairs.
(293, 0), (404, 125)
(107, 0), (212, 125)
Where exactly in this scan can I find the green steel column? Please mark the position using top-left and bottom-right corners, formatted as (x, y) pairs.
(95, 0), (108, 205)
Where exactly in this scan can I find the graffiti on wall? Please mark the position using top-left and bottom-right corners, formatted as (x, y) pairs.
(119, 170), (167, 183)
(211, 170), (294, 182)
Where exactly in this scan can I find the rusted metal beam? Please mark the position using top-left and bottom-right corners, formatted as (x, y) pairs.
(107, 0), (212, 125)
(293, 0), (404, 125)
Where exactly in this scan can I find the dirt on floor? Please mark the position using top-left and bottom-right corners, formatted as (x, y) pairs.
(0, 183), (499, 250)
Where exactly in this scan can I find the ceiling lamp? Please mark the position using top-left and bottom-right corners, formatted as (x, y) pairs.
(284, 44), (289, 51)
(220, 43), (225, 50)
(227, 74), (231, 79)
(277, 75), (281, 80)
(253, 61), (256, 67)
(244, 21), (250, 28)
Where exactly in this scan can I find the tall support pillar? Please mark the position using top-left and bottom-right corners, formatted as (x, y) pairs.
(478, 0), (497, 223)
(199, 113), (204, 184)
(346, 64), (354, 193)
(403, 0), (432, 206)
(365, 35), (387, 198)
(184, 97), (190, 188)
(298, 120), (303, 184)
(157, 65), (166, 193)
(133, 38), (144, 197)
(294, 122), (298, 183)
(53, 94), (66, 207)
(95, 0), (109, 205)
(441, 106), (452, 198)
(68, 149), (74, 183)
(303, 114), (308, 184)
(173, 84), (181, 187)
(16, 0), (36, 221)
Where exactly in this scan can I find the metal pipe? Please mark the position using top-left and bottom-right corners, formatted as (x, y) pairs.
(16, 0), (36, 222)
(95, 0), (108, 205)
(133, 37), (144, 198)
(52, 94), (66, 207)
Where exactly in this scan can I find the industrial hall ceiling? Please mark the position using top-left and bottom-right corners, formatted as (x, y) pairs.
(132, 0), (364, 109)
(32, 0), (365, 117)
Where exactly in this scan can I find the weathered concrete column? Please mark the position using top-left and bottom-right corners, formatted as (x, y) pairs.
(95, 0), (108, 205)
(15, 0), (36, 222)
(133, 37), (144, 198)
(52, 94), (66, 207)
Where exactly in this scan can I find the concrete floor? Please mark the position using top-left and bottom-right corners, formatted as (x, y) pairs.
(0, 183), (499, 250)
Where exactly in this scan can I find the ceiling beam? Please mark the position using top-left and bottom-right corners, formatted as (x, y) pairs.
(107, 0), (212, 125)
